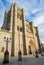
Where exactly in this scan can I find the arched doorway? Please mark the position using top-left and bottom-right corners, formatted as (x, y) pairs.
(29, 39), (36, 55)
(29, 39), (36, 50)
(28, 45), (32, 54)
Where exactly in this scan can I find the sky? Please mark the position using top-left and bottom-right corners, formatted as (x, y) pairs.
(0, 0), (44, 43)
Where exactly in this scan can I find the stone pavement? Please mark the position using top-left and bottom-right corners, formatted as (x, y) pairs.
(0, 56), (44, 65)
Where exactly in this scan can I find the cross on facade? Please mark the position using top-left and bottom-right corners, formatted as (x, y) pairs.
(4, 37), (11, 51)
(6, 37), (9, 51)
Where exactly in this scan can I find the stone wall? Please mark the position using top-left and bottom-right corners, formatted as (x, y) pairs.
(0, 29), (11, 58)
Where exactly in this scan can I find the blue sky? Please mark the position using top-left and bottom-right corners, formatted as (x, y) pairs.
(0, 0), (44, 43)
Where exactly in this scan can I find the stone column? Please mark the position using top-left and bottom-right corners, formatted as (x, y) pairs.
(2, 10), (8, 29)
(10, 4), (13, 32)
(22, 9), (27, 55)
(36, 27), (41, 53)
(29, 22), (36, 50)
(11, 3), (17, 56)
(11, 4), (14, 56)
(14, 3), (17, 56)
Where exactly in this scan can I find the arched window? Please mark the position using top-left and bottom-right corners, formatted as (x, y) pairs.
(20, 27), (22, 32)
(17, 13), (19, 18)
(17, 13), (22, 20)
(17, 26), (22, 32)
(1, 47), (4, 52)
(17, 26), (19, 31)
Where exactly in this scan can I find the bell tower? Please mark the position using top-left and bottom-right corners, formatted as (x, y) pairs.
(10, 3), (27, 56)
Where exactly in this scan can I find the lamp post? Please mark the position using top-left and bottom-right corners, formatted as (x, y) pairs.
(35, 50), (39, 58)
(3, 37), (11, 64)
(18, 26), (22, 61)
(39, 43), (44, 56)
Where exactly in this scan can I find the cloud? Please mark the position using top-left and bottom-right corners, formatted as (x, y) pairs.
(0, 0), (6, 27)
(33, 14), (44, 25)
(32, 12), (44, 43)
(39, 27), (44, 35)
(2, 0), (10, 8)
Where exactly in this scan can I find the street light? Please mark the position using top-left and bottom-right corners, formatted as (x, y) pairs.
(18, 26), (22, 61)
(3, 37), (11, 64)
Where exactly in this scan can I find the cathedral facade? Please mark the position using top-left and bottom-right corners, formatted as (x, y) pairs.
(0, 3), (41, 57)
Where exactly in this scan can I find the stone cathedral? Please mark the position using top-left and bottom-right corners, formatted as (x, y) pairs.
(0, 3), (41, 57)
